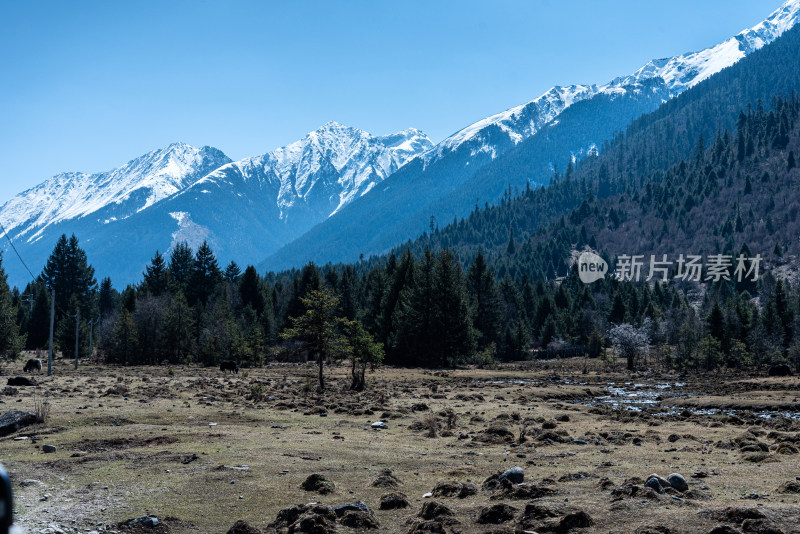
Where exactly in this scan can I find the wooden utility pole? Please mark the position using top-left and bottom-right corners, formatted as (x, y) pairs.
(88, 318), (95, 360)
(74, 309), (80, 370)
(47, 289), (54, 376)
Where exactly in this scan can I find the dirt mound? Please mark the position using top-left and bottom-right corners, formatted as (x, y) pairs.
(476, 503), (517, 524)
(300, 473), (335, 494)
(431, 481), (477, 498)
(226, 520), (263, 534)
(473, 425), (515, 444)
(418, 501), (454, 521)
(380, 492), (410, 510)
(339, 510), (379, 529)
(370, 468), (401, 488)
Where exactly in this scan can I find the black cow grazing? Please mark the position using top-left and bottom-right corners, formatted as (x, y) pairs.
(8, 376), (37, 387)
(769, 363), (793, 377)
(23, 359), (42, 373)
(220, 360), (239, 374)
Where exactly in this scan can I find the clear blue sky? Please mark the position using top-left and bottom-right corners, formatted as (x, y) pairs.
(0, 0), (782, 204)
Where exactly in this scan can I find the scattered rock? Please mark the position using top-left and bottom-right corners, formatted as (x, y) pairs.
(300, 473), (335, 494)
(126, 515), (160, 528)
(644, 477), (665, 494)
(332, 501), (370, 517)
(667, 473), (688, 492)
(226, 520), (263, 534)
(498, 466), (524, 484)
(476, 503), (517, 524)
(380, 492), (410, 510)
(42, 444), (57, 454)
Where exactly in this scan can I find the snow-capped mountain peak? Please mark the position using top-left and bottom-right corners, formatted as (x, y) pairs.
(195, 122), (433, 218)
(424, 0), (800, 167)
(0, 143), (231, 243)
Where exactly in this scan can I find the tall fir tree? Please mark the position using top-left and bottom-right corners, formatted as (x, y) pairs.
(0, 253), (25, 359)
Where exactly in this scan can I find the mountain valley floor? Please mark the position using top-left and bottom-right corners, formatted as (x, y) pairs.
(3, 358), (800, 534)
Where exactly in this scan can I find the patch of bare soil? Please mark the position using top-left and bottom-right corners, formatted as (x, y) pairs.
(78, 435), (180, 453)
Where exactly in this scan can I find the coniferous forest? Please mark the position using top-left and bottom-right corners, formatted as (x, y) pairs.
(2, 90), (800, 378)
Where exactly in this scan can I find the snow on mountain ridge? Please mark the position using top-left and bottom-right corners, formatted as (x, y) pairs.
(424, 0), (800, 167)
(0, 143), (231, 242)
(194, 121), (433, 218)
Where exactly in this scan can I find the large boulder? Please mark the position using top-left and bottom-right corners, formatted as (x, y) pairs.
(0, 411), (37, 437)
(668, 473), (689, 492)
(498, 466), (524, 484)
(332, 501), (370, 517)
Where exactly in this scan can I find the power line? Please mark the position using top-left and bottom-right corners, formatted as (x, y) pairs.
(0, 220), (37, 283)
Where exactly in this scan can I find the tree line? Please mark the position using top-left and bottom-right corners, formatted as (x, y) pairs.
(1, 91), (799, 380)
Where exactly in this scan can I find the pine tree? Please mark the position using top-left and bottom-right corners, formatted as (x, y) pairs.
(39, 234), (97, 355)
(467, 253), (501, 351)
(0, 253), (24, 359)
(168, 242), (194, 294)
(40, 234), (97, 318)
(280, 288), (348, 392)
(188, 241), (222, 306)
(239, 266), (265, 316)
(164, 291), (193, 363)
(430, 250), (475, 366)
(506, 227), (516, 255)
(98, 277), (118, 319)
(26, 284), (51, 349)
(142, 251), (169, 296)
(108, 309), (137, 365)
(707, 300), (725, 342)
(390, 248), (435, 366)
(224, 261), (242, 283)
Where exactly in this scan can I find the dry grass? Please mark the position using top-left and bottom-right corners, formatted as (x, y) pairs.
(0, 358), (799, 533)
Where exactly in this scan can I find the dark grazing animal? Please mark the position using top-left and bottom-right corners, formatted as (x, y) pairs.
(8, 376), (37, 386)
(769, 363), (793, 377)
(23, 359), (42, 373)
(220, 360), (239, 374)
